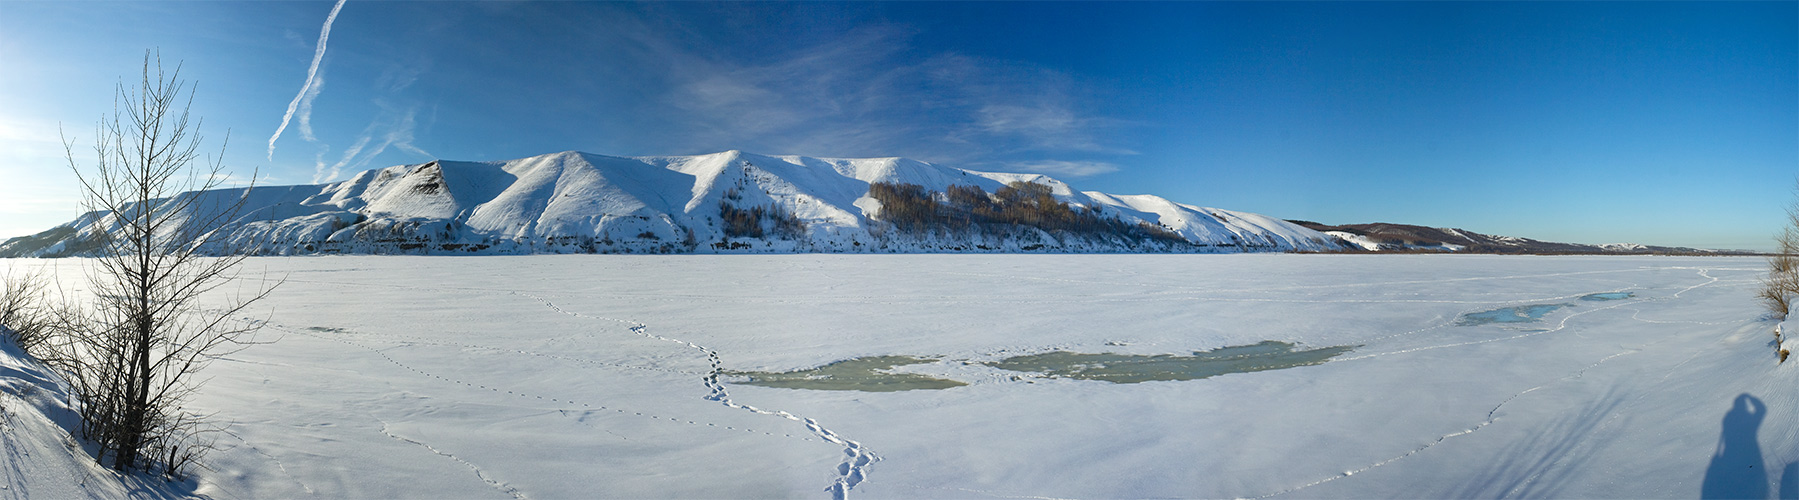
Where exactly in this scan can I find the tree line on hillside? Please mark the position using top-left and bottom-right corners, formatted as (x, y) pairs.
(718, 186), (808, 240)
(866, 181), (1189, 246)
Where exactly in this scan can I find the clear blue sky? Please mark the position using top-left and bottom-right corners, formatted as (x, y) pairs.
(1, 1), (1793, 250)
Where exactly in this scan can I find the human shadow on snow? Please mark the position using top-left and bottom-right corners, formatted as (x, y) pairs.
(1702, 393), (1769, 500)
(1781, 462), (1799, 500)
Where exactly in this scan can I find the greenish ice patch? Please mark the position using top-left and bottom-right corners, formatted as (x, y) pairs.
(1458, 304), (1570, 326)
(727, 355), (968, 392)
(1580, 292), (1634, 301)
(984, 341), (1356, 384)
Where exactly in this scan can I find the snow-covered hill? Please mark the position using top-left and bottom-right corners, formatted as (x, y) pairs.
(0, 151), (1343, 257)
(1293, 221), (1739, 255)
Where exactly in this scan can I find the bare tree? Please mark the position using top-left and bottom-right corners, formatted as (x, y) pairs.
(1763, 186), (1799, 320)
(52, 51), (274, 477)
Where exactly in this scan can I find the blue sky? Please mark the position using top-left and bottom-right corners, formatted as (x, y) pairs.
(1, 1), (1793, 250)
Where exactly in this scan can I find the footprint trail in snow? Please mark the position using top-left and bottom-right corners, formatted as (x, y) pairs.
(521, 292), (880, 499)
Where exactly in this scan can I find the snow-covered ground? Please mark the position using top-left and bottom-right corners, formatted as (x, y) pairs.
(0, 254), (1791, 499)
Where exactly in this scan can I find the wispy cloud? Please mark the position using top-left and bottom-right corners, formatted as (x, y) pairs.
(975, 104), (1128, 155)
(0, 117), (65, 159)
(654, 26), (914, 153)
(624, 19), (1132, 172)
(314, 103), (430, 184)
(0, 117), (84, 236)
(1000, 160), (1122, 178)
(296, 72), (326, 142)
(375, 63), (426, 93)
(262, 0), (433, 185)
(268, 0), (347, 160)
(921, 55), (1138, 156)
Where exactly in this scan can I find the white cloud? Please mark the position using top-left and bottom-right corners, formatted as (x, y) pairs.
(1002, 160), (1121, 178)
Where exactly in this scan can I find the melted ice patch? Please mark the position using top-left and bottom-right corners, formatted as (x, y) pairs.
(727, 355), (967, 392)
(1457, 304), (1571, 326)
(986, 341), (1355, 383)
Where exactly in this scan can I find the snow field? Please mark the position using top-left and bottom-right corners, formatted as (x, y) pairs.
(0, 254), (1788, 499)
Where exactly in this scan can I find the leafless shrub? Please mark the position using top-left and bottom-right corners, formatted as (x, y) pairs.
(0, 268), (54, 354)
(1763, 194), (1799, 320)
(1760, 281), (1794, 321)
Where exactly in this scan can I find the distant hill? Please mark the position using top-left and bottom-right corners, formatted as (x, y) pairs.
(1287, 221), (1747, 255)
(0, 150), (1344, 257)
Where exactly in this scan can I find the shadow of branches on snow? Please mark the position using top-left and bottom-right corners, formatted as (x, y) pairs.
(1445, 388), (1626, 499)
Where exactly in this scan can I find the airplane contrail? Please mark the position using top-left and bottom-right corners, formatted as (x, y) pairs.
(268, 0), (348, 160)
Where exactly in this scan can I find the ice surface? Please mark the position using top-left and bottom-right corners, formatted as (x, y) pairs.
(0, 254), (1789, 499)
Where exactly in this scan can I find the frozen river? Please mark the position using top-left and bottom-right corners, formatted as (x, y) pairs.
(12, 254), (1788, 499)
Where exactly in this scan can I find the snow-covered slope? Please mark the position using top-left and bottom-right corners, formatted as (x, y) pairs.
(0, 332), (194, 498)
(0, 151), (1343, 256)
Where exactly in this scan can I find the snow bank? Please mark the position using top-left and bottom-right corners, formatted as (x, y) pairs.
(0, 331), (193, 498)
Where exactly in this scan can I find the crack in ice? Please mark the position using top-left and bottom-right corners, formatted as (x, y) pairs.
(1250, 348), (1640, 499)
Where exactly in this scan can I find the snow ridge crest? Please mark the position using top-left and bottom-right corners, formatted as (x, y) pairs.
(1, 150), (1344, 257)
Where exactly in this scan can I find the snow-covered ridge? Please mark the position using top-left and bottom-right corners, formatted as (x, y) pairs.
(0, 150), (1343, 257)
(1294, 221), (1737, 255)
